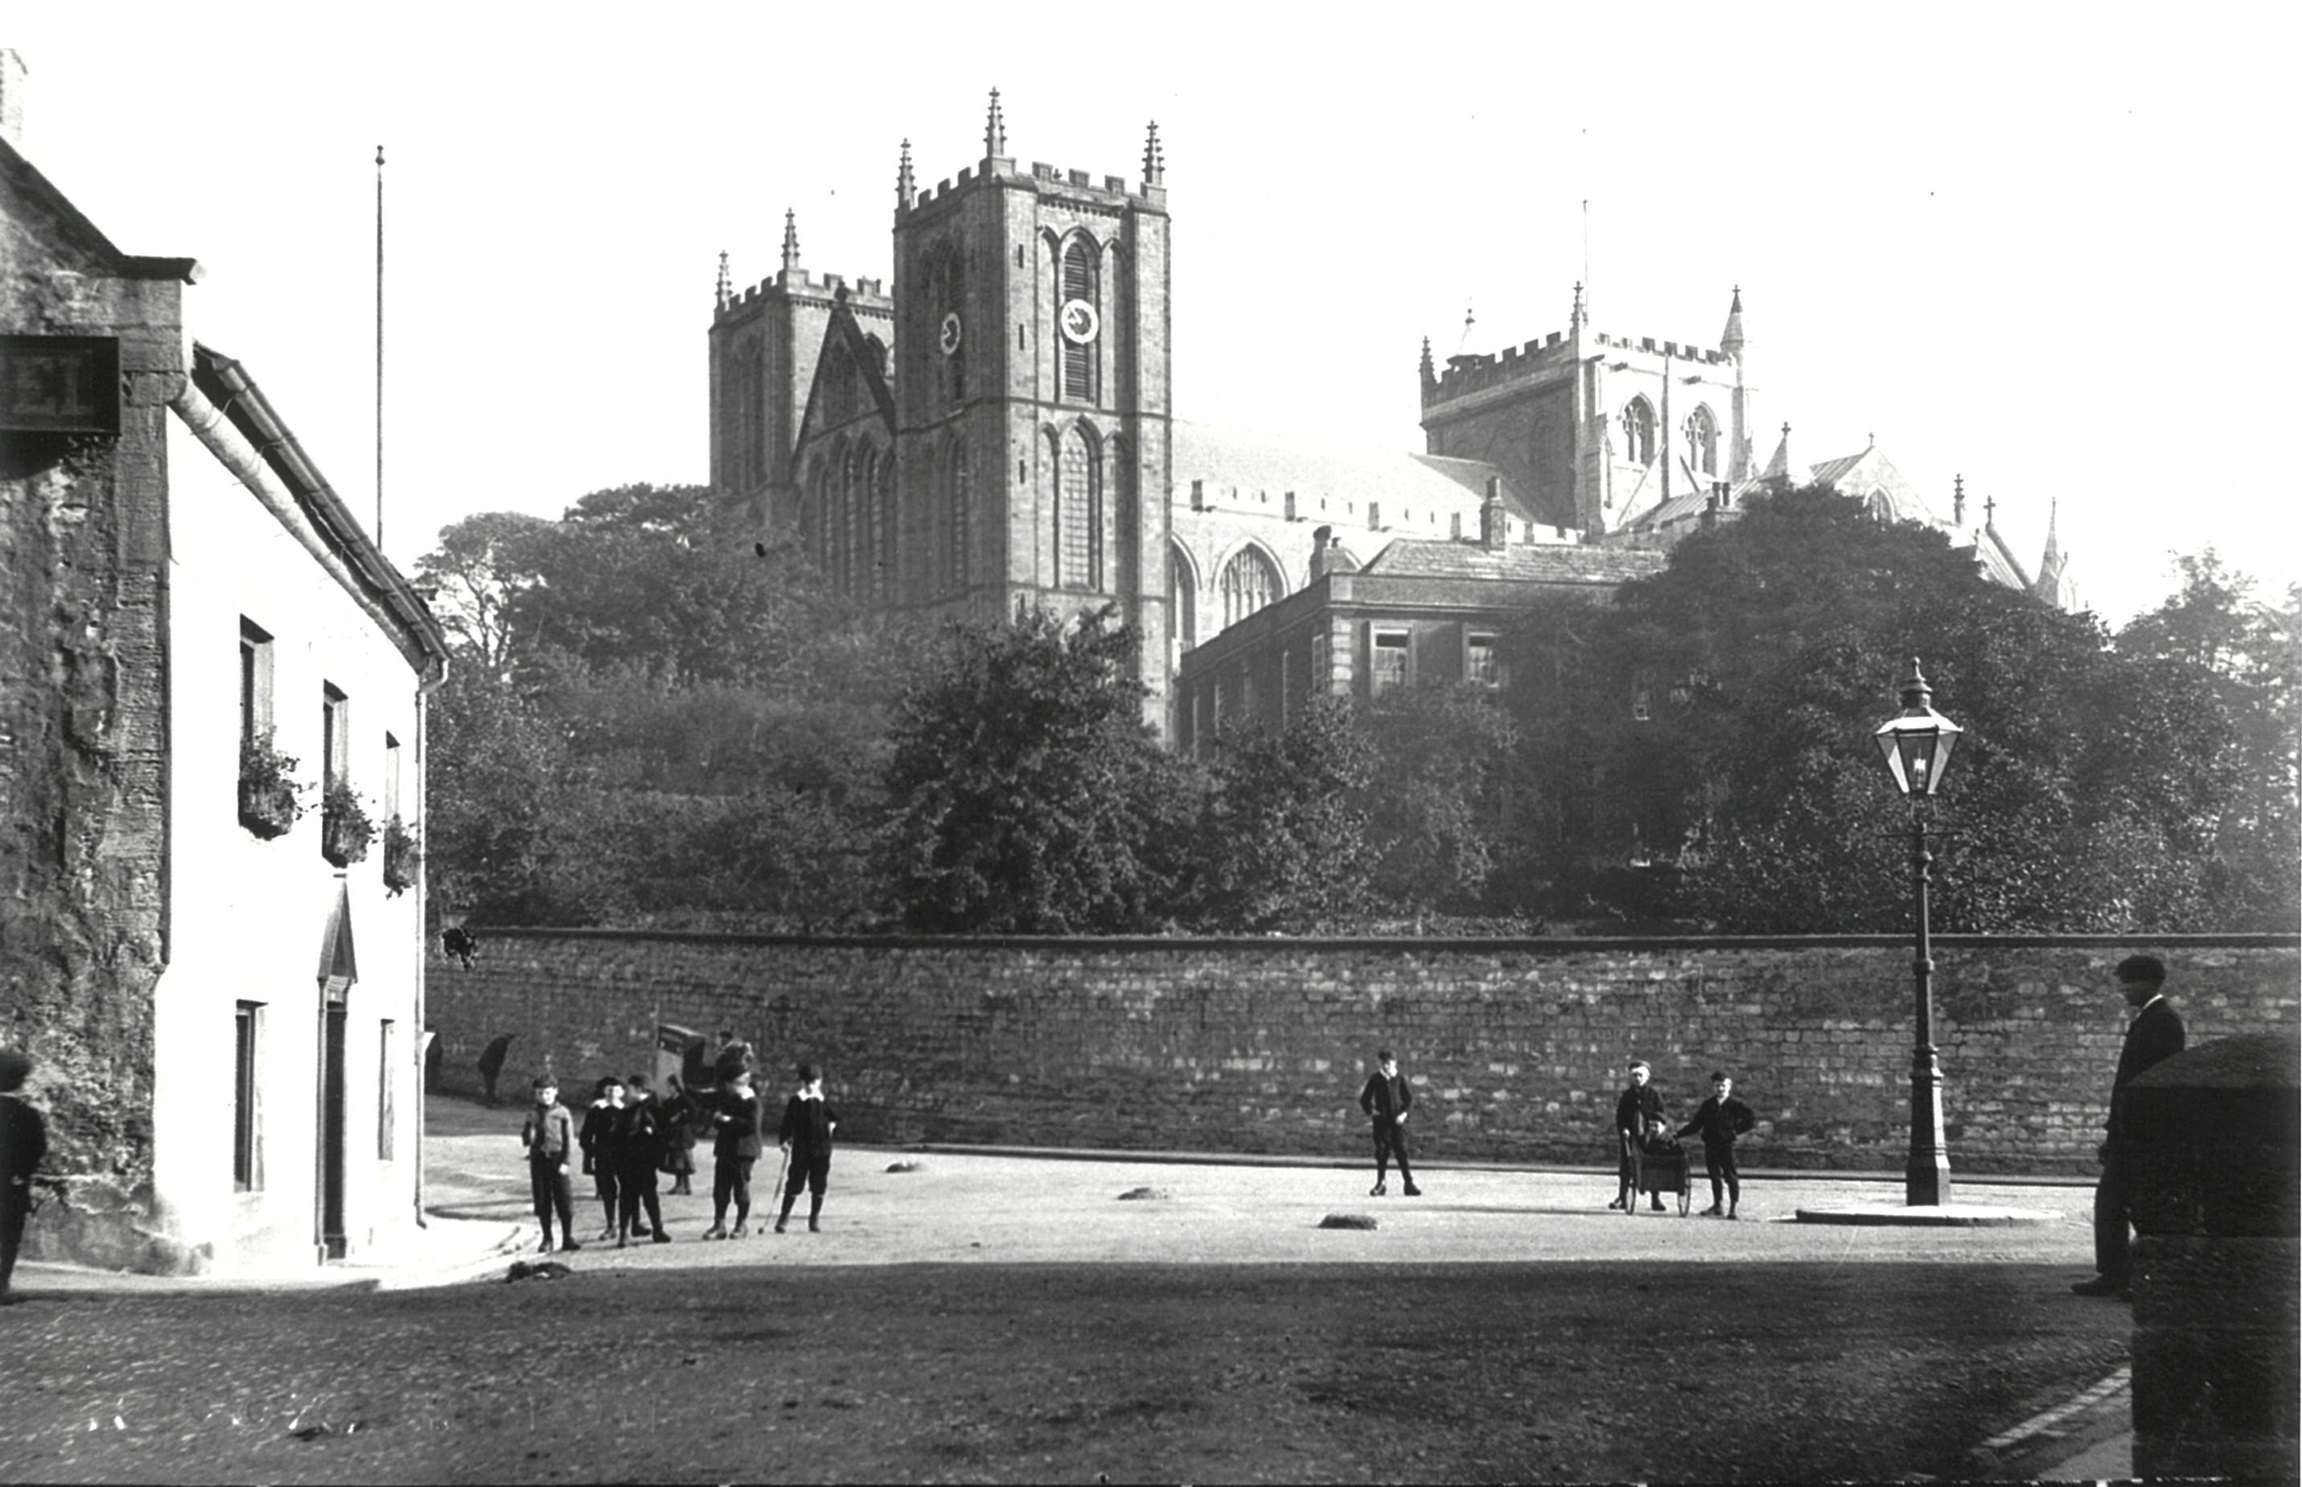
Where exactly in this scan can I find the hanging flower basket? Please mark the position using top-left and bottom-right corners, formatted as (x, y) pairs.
(322, 782), (376, 867)
(382, 815), (420, 896)
(238, 732), (307, 840)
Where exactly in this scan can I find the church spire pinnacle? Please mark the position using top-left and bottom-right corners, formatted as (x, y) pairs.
(1953, 473), (1966, 527)
(1419, 335), (1436, 393)
(896, 138), (915, 209)
(985, 88), (1006, 159)
(2036, 499), (2072, 607)
(1721, 284), (1746, 356)
(1570, 280), (1587, 331)
(1142, 120), (1164, 188)
(1763, 421), (1794, 486)
(715, 250), (730, 311)
(1454, 301), (1477, 360)
(780, 209), (800, 275)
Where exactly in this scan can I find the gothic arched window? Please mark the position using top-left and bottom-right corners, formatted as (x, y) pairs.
(1684, 404), (1718, 476)
(1053, 424), (1101, 589)
(740, 340), (767, 486)
(1169, 541), (1198, 673)
(1621, 398), (1657, 466)
(800, 457), (826, 569)
(859, 446), (884, 602)
(946, 437), (971, 594)
(1057, 235), (1099, 405)
(826, 436), (853, 596)
(873, 448), (895, 603)
(1219, 546), (1282, 630)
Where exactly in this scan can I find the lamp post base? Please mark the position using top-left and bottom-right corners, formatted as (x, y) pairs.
(1908, 1052), (1952, 1207)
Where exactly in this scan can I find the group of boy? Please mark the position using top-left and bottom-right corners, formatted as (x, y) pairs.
(520, 1063), (838, 1254)
(1612, 1059), (1755, 1217)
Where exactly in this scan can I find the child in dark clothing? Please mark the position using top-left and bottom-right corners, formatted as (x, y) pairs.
(660, 1074), (699, 1196)
(1676, 1071), (1757, 1218)
(519, 1076), (580, 1253)
(705, 1070), (762, 1239)
(614, 1074), (671, 1246)
(775, 1064), (839, 1234)
(578, 1075), (625, 1242)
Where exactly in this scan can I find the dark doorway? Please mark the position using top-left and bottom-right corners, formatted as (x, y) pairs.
(320, 983), (348, 1260)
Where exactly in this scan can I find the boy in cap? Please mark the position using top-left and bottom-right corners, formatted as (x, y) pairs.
(1, 1049), (47, 1303)
(578, 1074), (626, 1242)
(705, 1068), (762, 1239)
(1612, 1059), (1668, 1212)
(518, 1076), (580, 1253)
(1677, 1071), (1757, 1218)
(613, 1073), (671, 1246)
(775, 1064), (840, 1234)
(1358, 1049), (1421, 1197)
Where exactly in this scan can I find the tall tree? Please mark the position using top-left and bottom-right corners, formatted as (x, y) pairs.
(880, 607), (1197, 933)
(1188, 697), (1373, 932)
(414, 487), (904, 928)
(1561, 485), (2257, 932)
(1360, 680), (1520, 923)
(2116, 553), (2301, 928)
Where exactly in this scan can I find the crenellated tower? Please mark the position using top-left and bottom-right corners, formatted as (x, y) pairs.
(707, 210), (893, 528)
(888, 92), (1173, 716)
(1422, 280), (1749, 535)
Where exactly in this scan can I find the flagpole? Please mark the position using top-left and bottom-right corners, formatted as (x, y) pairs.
(375, 144), (385, 548)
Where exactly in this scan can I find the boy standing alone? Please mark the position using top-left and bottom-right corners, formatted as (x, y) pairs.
(519, 1077), (580, 1253)
(1358, 1049), (1421, 1197)
(1677, 1071), (1756, 1218)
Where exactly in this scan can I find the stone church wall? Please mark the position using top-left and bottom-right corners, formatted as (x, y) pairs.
(427, 932), (2298, 1175)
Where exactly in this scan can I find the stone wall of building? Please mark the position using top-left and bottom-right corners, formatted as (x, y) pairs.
(0, 162), (183, 1265)
(427, 932), (2298, 1175)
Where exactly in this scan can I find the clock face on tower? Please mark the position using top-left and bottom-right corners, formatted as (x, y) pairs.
(938, 312), (962, 357)
(1059, 298), (1100, 346)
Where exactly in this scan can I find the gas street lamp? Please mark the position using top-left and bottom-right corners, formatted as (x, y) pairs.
(1873, 657), (1963, 1206)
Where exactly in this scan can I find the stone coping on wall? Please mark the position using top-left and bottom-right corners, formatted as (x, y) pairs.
(462, 928), (2301, 954)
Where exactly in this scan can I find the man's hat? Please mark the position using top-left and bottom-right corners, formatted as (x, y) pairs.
(1627, 1059), (1650, 1073)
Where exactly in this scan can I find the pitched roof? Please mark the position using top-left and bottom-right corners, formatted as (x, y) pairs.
(1172, 420), (1535, 524)
(1358, 537), (1667, 585)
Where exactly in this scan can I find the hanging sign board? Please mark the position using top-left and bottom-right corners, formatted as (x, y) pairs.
(0, 335), (120, 435)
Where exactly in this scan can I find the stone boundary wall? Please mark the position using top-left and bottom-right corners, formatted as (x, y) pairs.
(426, 933), (2299, 1175)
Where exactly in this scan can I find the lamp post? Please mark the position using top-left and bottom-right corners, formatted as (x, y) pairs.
(1873, 657), (1963, 1206)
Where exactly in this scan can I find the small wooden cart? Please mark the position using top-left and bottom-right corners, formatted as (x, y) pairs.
(1624, 1132), (1692, 1216)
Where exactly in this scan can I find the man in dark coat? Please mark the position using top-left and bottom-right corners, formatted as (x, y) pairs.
(774, 1064), (840, 1234)
(1611, 1059), (1668, 1213)
(2073, 954), (2187, 1299)
(1676, 1071), (1756, 1218)
(1358, 1049), (1420, 1197)
(0, 1049), (47, 1304)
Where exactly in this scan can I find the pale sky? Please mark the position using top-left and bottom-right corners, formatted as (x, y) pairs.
(12, 3), (2296, 627)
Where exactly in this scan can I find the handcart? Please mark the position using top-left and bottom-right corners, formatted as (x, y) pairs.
(1623, 1129), (1692, 1217)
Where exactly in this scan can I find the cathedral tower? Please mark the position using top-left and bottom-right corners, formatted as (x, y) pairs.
(890, 94), (1173, 715)
(708, 213), (892, 527)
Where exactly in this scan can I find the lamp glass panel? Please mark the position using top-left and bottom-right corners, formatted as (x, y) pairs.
(1899, 731), (1940, 796)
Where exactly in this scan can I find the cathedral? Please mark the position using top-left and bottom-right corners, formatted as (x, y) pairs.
(707, 94), (2073, 732)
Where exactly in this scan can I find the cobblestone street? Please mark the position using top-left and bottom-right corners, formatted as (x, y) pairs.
(0, 1098), (2135, 1482)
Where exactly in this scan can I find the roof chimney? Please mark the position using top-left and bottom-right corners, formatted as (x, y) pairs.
(1309, 525), (1332, 581)
(1480, 476), (1507, 550)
